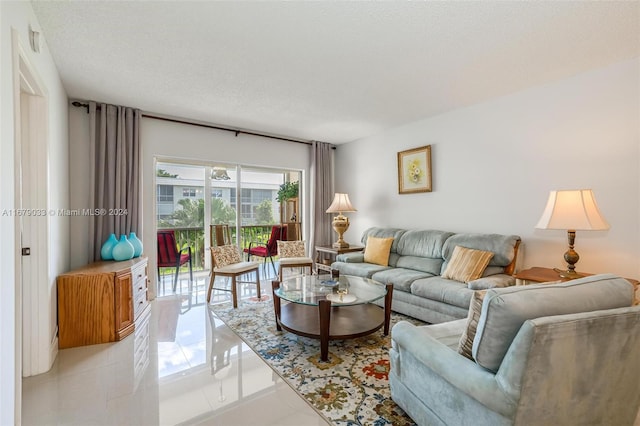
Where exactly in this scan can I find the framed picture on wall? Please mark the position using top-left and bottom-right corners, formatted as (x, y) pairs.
(397, 145), (432, 194)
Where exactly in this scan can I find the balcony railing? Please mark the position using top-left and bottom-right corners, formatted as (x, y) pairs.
(158, 225), (283, 271)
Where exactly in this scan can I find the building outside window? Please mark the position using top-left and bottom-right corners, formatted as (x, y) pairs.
(157, 185), (173, 202)
(182, 187), (197, 197)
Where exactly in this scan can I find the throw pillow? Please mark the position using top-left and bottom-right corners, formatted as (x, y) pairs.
(277, 240), (306, 258)
(211, 244), (241, 268)
(442, 245), (494, 283)
(364, 236), (394, 266)
(457, 290), (487, 360)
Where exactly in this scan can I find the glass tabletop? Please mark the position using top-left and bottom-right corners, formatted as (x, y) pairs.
(274, 274), (386, 306)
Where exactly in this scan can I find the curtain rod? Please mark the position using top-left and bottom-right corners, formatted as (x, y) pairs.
(71, 101), (333, 148)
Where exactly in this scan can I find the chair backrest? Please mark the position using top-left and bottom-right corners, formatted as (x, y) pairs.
(504, 306), (640, 425)
(157, 230), (179, 265)
(210, 224), (232, 247)
(277, 240), (306, 258)
(211, 244), (242, 268)
(265, 225), (287, 255)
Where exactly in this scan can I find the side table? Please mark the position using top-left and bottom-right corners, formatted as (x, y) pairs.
(315, 245), (364, 274)
(514, 267), (639, 306)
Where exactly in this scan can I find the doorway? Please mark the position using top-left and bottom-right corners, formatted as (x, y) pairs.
(13, 30), (54, 389)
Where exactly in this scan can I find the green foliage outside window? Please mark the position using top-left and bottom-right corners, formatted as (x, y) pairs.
(277, 181), (299, 202)
(255, 200), (274, 224)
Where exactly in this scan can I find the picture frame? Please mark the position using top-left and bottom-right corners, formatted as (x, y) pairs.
(397, 145), (432, 194)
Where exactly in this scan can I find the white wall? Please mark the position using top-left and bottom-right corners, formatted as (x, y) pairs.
(336, 58), (640, 279)
(68, 113), (312, 294)
(0, 2), (69, 424)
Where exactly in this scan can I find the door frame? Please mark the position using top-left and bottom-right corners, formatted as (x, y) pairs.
(12, 28), (54, 399)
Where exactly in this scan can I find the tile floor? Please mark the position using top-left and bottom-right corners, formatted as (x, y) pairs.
(22, 270), (329, 426)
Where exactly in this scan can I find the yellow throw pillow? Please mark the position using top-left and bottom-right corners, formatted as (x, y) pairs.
(364, 236), (394, 266)
(442, 245), (494, 283)
(458, 290), (487, 360)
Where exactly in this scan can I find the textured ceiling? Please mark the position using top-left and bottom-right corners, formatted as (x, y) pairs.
(31, 1), (639, 144)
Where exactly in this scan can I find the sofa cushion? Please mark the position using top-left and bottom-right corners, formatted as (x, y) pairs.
(395, 255), (444, 276)
(335, 252), (364, 263)
(410, 276), (475, 309)
(364, 236), (394, 266)
(442, 246), (494, 283)
(442, 233), (520, 272)
(371, 268), (434, 293)
(467, 274), (515, 290)
(473, 273), (635, 373)
(420, 319), (468, 350)
(361, 227), (406, 254)
(457, 290), (486, 359)
(332, 261), (390, 278)
(396, 229), (454, 259)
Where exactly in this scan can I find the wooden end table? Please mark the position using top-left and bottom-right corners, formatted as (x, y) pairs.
(314, 245), (364, 274)
(514, 267), (639, 305)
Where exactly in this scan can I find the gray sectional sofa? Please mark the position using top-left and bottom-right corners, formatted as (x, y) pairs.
(332, 227), (521, 324)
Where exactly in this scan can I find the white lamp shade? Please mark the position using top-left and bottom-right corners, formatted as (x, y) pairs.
(326, 193), (357, 213)
(535, 189), (609, 231)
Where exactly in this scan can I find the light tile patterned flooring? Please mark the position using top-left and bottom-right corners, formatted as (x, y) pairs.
(22, 266), (329, 425)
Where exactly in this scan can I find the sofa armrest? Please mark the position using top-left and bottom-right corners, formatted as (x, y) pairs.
(391, 321), (516, 417)
(467, 273), (515, 290)
(335, 252), (365, 263)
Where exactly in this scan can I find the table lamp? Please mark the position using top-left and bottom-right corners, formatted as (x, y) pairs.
(535, 189), (609, 278)
(326, 193), (357, 248)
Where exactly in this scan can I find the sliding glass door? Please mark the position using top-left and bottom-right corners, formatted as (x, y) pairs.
(156, 161), (301, 274)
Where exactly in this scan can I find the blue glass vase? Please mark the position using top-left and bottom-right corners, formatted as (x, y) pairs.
(100, 233), (118, 260)
(112, 235), (135, 261)
(128, 232), (143, 258)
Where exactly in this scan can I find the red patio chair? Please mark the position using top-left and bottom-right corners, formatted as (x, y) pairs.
(243, 225), (287, 277)
(157, 230), (193, 292)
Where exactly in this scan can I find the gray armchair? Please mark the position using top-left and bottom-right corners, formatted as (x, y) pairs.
(390, 274), (640, 426)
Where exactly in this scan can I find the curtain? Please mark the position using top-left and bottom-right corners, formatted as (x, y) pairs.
(88, 101), (142, 261)
(309, 141), (334, 254)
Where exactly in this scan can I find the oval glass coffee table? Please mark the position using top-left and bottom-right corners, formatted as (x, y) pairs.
(271, 274), (393, 361)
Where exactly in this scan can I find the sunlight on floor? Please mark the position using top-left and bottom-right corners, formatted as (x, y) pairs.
(22, 270), (328, 426)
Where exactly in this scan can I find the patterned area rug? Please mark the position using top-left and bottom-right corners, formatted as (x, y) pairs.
(212, 296), (425, 425)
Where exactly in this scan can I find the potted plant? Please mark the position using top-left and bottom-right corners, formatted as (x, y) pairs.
(277, 181), (299, 202)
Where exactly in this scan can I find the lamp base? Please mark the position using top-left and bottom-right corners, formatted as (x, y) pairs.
(332, 241), (350, 249)
(331, 214), (350, 249)
(561, 229), (582, 280)
(554, 268), (585, 280)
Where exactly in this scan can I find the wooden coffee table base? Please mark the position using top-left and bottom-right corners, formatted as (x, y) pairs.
(272, 282), (393, 361)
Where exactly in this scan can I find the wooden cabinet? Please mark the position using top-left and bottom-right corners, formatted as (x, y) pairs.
(57, 257), (149, 349)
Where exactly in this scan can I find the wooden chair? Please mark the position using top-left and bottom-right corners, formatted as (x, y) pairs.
(277, 240), (313, 281)
(208, 244), (260, 308)
(157, 230), (193, 292)
(210, 224), (232, 247)
(243, 225), (287, 277)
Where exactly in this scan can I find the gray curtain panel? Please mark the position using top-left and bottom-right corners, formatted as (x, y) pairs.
(88, 101), (142, 262)
(309, 141), (334, 253)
